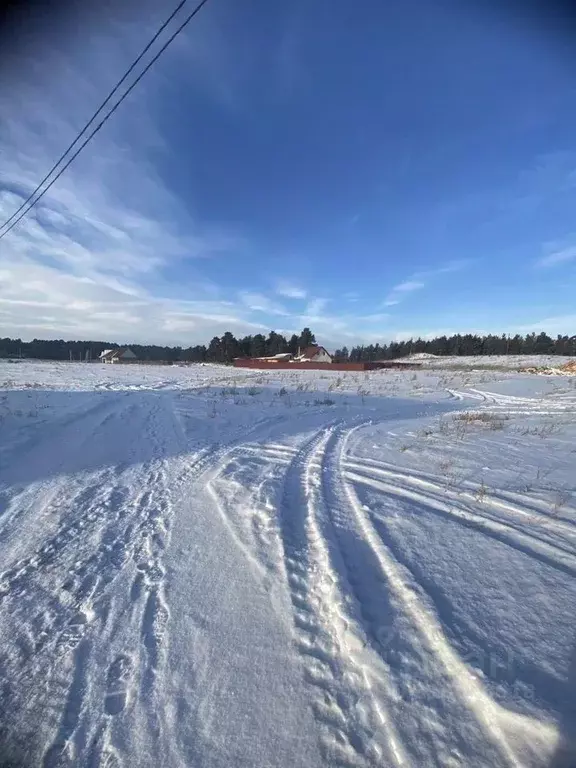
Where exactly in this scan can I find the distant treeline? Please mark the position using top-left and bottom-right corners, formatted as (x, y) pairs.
(0, 328), (317, 363)
(339, 331), (576, 362)
(0, 329), (574, 364)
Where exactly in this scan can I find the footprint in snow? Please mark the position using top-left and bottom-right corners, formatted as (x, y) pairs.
(104, 654), (133, 715)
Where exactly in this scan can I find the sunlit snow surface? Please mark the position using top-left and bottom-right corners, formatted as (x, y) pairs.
(0, 359), (574, 767)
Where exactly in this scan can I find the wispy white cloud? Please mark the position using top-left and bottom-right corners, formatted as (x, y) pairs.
(383, 280), (425, 306)
(394, 280), (425, 293)
(275, 280), (307, 299)
(515, 314), (576, 335)
(0, 10), (488, 350)
(421, 258), (473, 277)
(238, 292), (288, 316)
(0, 258), (269, 345)
(358, 313), (390, 323)
(0, 9), (267, 346)
(382, 259), (473, 307)
(304, 297), (328, 316)
(536, 245), (576, 268)
(408, 259), (473, 283)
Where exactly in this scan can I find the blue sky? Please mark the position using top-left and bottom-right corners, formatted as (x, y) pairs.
(1, 0), (576, 347)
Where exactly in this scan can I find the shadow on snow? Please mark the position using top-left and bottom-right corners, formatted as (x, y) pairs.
(0, 386), (458, 492)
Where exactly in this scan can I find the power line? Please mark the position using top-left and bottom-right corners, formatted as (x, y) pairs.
(0, 0), (211, 242)
(0, 0), (192, 237)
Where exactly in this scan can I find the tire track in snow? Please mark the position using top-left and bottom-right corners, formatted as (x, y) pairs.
(357, 496), (576, 728)
(335, 425), (558, 768)
(344, 454), (576, 532)
(204, 441), (300, 576)
(344, 467), (576, 578)
(173, 414), (315, 580)
(278, 423), (406, 767)
(448, 388), (576, 415)
(201, 446), (276, 580)
(237, 443), (297, 463)
(315, 423), (494, 767)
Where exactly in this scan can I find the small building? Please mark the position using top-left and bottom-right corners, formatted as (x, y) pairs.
(233, 342), (339, 369)
(251, 352), (293, 363)
(295, 345), (333, 363)
(99, 347), (138, 364)
(268, 352), (293, 361)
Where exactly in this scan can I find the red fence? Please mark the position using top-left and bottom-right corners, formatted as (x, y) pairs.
(233, 359), (422, 371)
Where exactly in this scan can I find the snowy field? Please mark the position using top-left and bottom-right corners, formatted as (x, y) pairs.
(0, 359), (575, 768)
(416, 354), (575, 370)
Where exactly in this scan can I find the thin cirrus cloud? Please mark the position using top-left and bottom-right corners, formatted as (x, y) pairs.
(382, 260), (473, 308)
(394, 280), (426, 292)
(2, 4), (512, 348)
(536, 245), (576, 268)
(304, 298), (328, 316)
(275, 280), (308, 299)
(0, 8), (271, 346)
(383, 280), (425, 306)
(238, 292), (289, 316)
(1, 6), (353, 347)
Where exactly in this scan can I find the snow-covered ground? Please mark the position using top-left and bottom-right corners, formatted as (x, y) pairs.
(0, 359), (575, 768)
(417, 354), (575, 370)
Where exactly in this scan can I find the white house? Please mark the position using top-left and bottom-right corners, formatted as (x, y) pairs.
(295, 345), (333, 363)
(99, 347), (138, 364)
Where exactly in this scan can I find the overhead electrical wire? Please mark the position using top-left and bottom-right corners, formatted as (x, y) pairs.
(1, 0), (191, 235)
(0, 0), (211, 242)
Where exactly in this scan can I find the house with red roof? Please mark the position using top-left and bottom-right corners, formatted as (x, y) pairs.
(295, 345), (333, 363)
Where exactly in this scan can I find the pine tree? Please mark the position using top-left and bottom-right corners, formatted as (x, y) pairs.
(524, 333), (537, 354)
(207, 336), (223, 362)
(534, 332), (553, 355)
(298, 327), (315, 351)
(250, 334), (267, 358)
(288, 334), (299, 356)
(266, 331), (286, 356)
(221, 332), (239, 363)
(509, 334), (523, 354)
